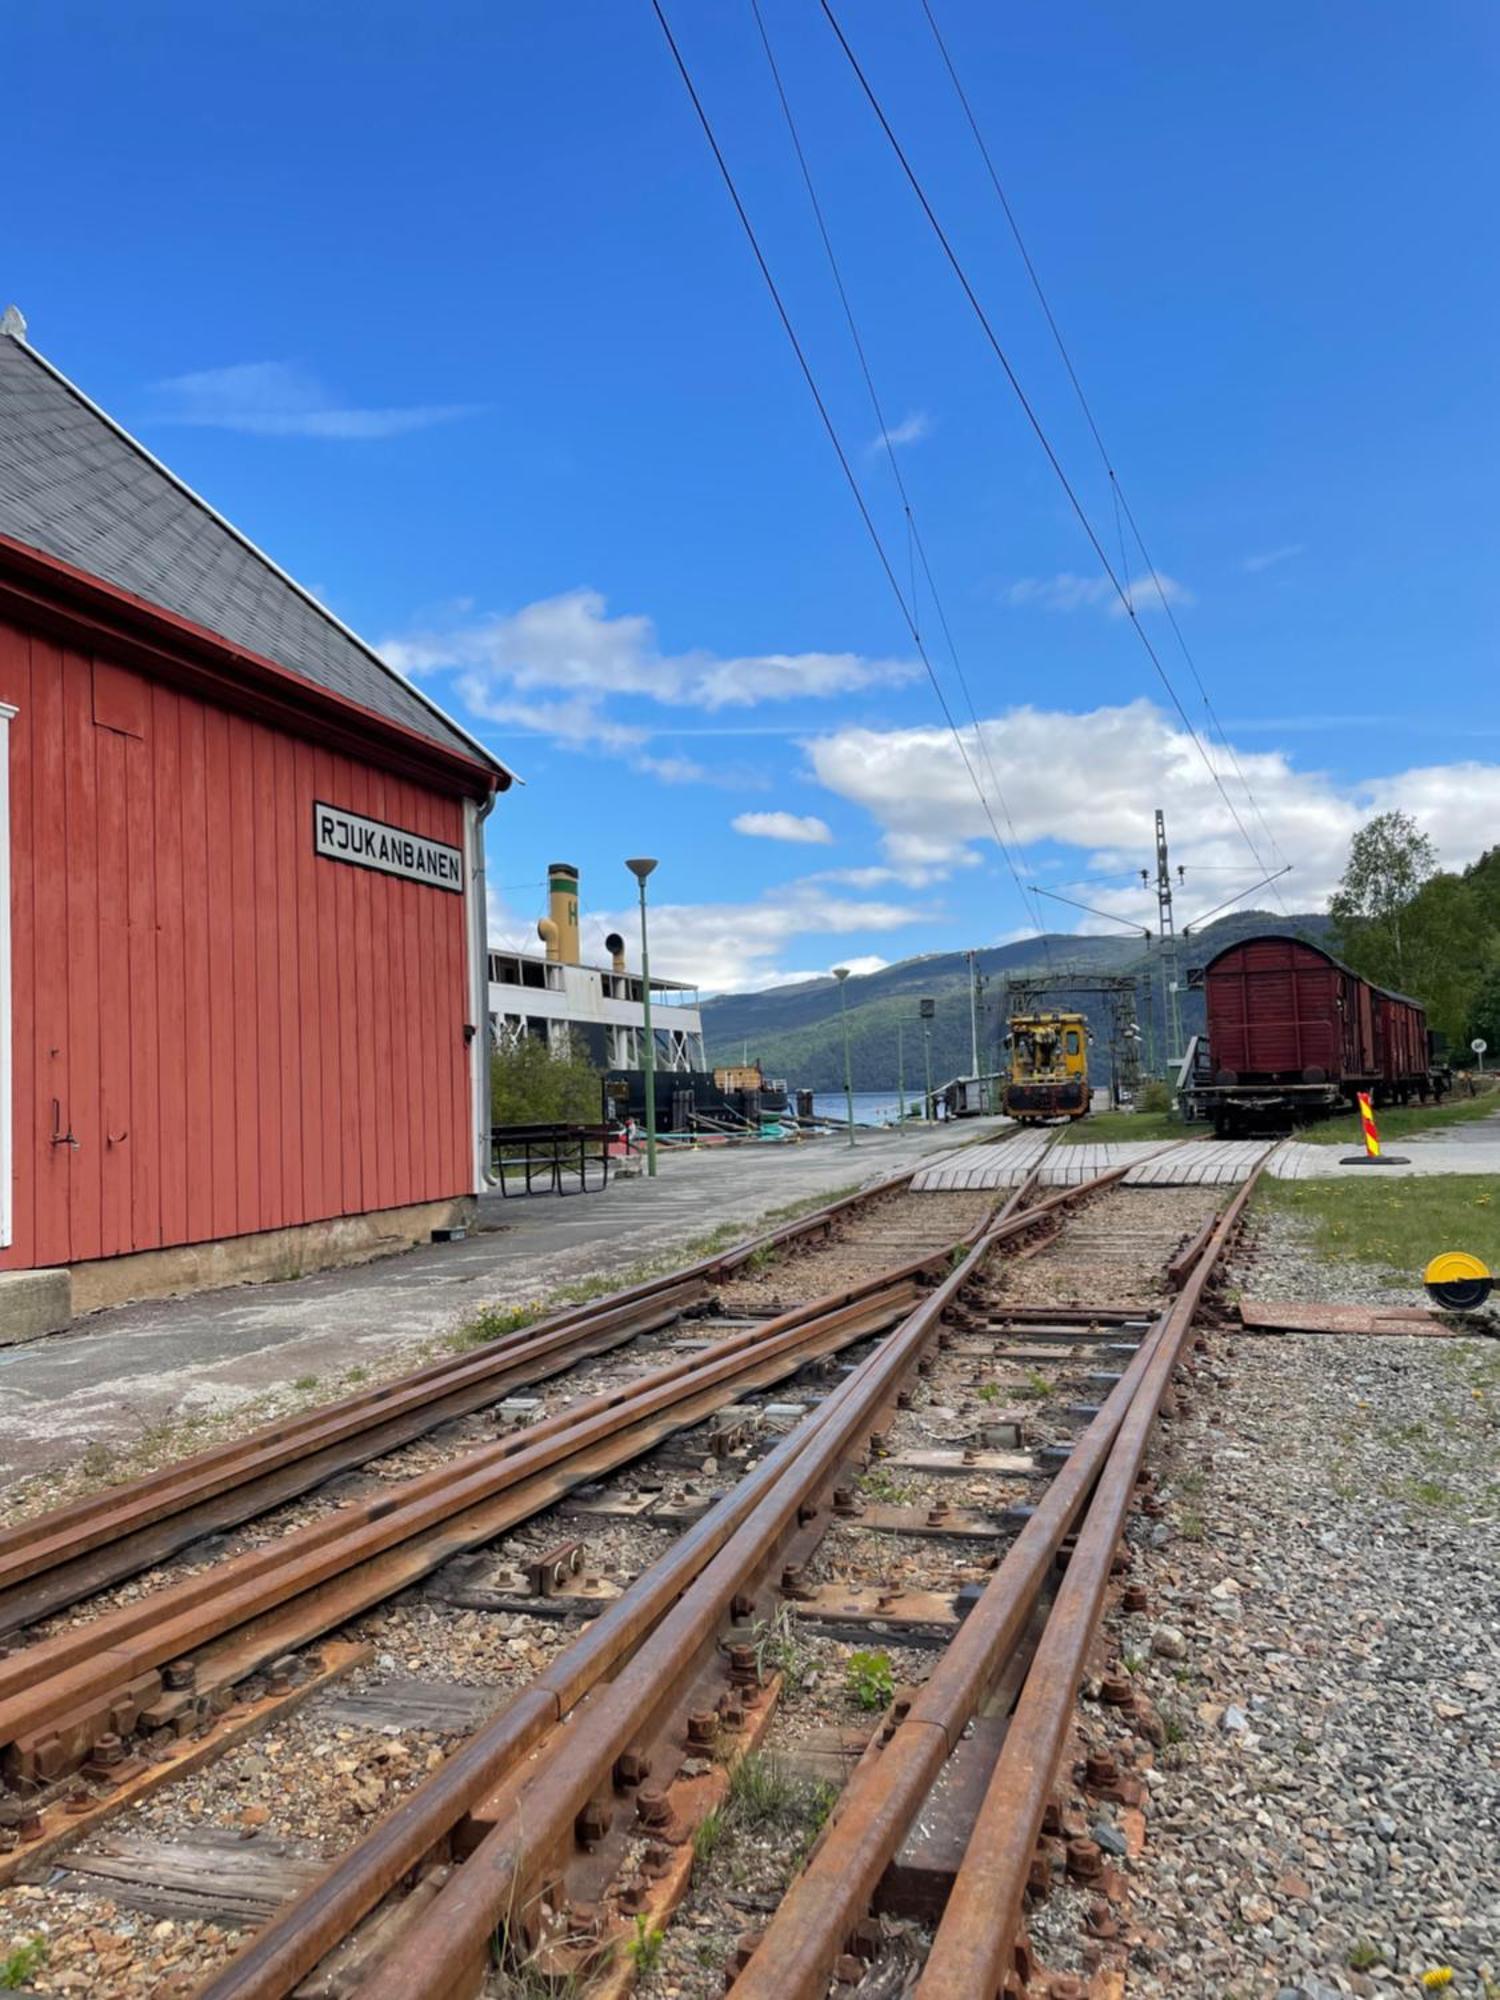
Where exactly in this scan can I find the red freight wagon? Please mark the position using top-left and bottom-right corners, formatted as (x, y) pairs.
(1197, 935), (1444, 1136)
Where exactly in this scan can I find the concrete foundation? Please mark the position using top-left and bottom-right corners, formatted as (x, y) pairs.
(0, 1267), (72, 1346)
(66, 1195), (477, 1320)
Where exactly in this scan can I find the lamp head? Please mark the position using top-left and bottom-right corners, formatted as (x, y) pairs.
(625, 857), (658, 884)
(832, 966), (850, 983)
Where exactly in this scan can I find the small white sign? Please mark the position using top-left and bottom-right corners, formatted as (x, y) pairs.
(314, 802), (463, 893)
(1473, 1038), (1489, 1056)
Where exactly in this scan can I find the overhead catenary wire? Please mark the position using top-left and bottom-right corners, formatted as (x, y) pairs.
(746, 0), (1050, 956)
(819, 0), (1286, 912)
(918, 0), (1291, 910)
(648, 0), (1041, 964)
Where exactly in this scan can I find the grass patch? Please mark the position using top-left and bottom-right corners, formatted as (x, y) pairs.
(856, 1468), (916, 1504)
(692, 1805), (726, 1866)
(1258, 1174), (1500, 1278)
(445, 1299), (547, 1353)
(1300, 1083), (1500, 1147)
(1058, 1111), (1211, 1145)
(727, 1752), (835, 1845)
(0, 1940), (47, 1990)
(1348, 1941), (1387, 1971)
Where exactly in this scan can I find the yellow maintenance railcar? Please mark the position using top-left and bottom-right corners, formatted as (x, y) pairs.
(1002, 1010), (1091, 1124)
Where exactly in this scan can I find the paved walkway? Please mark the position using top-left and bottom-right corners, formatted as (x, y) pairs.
(0, 1118), (1006, 1493)
(1272, 1135), (1500, 1178)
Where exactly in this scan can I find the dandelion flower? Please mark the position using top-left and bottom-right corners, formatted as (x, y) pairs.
(1421, 1970), (1454, 1989)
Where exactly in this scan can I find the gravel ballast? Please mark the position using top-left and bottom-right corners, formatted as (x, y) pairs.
(1117, 1208), (1499, 1997)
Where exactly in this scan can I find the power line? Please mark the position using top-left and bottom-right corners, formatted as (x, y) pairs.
(818, 0), (1283, 904)
(745, 0), (1049, 953)
(918, 0), (1291, 909)
(648, 0), (1041, 956)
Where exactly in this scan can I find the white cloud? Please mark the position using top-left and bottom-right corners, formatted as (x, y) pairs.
(732, 811), (834, 846)
(384, 588), (917, 713)
(148, 361), (480, 440)
(804, 698), (1500, 922)
(1005, 570), (1193, 618)
(1242, 543), (1305, 573)
(582, 879), (930, 993)
(868, 409), (931, 454)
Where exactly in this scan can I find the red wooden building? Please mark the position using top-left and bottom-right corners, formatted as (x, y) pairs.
(0, 313), (511, 1320)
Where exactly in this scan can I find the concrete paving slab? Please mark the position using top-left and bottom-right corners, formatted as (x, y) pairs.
(911, 1128), (1041, 1191)
(1123, 1140), (1274, 1187)
(0, 1117), (1008, 1494)
(1272, 1138), (1500, 1178)
(1043, 1142), (1176, 1186)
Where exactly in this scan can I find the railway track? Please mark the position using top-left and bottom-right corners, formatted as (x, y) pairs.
(0, 1172), (920, 1642)
(0, 1140), (1260, 1998)
(0, 1151), (1027, 1961)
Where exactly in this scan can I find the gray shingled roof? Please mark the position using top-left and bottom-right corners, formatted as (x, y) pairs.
(0, 327), (505, 775)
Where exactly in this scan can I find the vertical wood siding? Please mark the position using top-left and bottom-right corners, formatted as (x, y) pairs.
(0, 616), (474, 1271)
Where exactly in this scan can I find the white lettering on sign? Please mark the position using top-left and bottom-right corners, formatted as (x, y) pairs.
(313, 802), (464, 893)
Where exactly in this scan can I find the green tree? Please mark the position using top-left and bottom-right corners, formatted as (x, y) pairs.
(1328, 810), (1438, 992)
(1329, 813), (1492, 1042)
(489, 1036), (603, 1126)
(1467, 963), (1500, 1053)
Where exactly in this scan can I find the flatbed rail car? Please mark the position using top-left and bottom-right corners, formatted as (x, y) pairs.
(1193, 934), (1448, 1135)
(1002, 1009), (1090, 1123)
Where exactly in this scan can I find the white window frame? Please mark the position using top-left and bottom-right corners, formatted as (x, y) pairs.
(0, 703), (15, 1249)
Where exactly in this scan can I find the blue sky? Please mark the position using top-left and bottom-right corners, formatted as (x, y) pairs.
(7, 1), (1496, 989)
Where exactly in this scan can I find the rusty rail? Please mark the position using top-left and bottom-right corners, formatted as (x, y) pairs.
(917, 1168), (1260, 1997)
(729, 1171), (1260, 2000)
(0, 1273), (929, 1762)
(318, 1169), (1131, 2000)
(0, 1168), (929, 1637)
(196, 1161), (1098, 2000)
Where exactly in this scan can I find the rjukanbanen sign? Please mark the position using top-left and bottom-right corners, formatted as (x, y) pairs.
(314, 802), (463, 892)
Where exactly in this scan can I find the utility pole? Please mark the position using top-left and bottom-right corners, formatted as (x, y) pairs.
(833, 968), (856, 1149)
(1141, 809), (1184, 1077)
(976, 948), (988, 1080)
(896, 1019), (906, 1124)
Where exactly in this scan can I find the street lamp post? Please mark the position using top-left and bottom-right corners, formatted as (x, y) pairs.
(626, 858), (659, 1178)
(833, 967), (856, 1150)
(920, 996), (935, 1119)
(896, 1018), (906, 1126)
